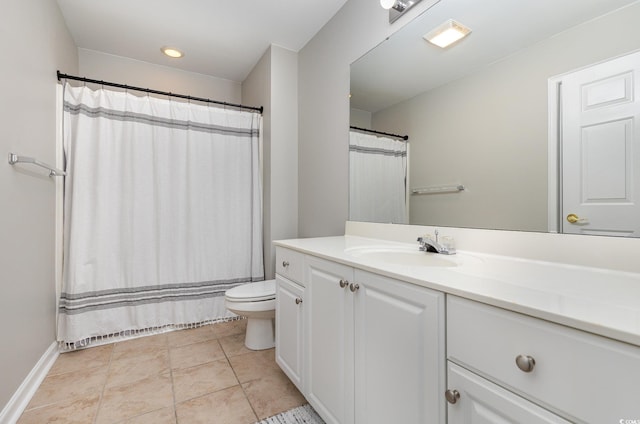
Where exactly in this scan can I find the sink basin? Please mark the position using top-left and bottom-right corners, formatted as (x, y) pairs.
(344, 245), (460, 267)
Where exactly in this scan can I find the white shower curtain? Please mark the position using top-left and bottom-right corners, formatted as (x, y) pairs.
(58, 84), (264, 346)
(349, 131), (407, 224)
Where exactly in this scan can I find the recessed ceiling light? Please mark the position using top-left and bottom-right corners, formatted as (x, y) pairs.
(423, 19), (472, 48)
(161, 47), (184, 58)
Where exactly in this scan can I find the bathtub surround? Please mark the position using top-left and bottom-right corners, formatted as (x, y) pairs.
(59, 84), (264, 347)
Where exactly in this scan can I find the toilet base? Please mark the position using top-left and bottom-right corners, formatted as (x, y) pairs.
(245, 317), (275, 350)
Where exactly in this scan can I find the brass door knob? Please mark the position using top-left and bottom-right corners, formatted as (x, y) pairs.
(566, 213), (579, 223)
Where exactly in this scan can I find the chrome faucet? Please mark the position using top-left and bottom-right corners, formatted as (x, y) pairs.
(417, 229), (456, 255)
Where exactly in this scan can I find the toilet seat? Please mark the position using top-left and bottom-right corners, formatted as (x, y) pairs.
(225, 280), (276, 302)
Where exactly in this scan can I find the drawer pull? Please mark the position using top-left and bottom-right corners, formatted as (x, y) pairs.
(445, 389), (460, 404)
(349, 283), (360, 293)
(515, 354), (536, 372)
(339, 279), (349, 288)
(295, 297), (303, 305)
(282, 261), (290, 268)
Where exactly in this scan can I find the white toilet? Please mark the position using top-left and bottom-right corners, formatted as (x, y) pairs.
(224, 279), (276, 350)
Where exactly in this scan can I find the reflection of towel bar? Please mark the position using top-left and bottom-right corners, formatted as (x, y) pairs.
(411, 184), (464, 195)
(8, 153), (66, 177)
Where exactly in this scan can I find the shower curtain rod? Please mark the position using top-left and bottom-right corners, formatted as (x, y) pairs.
(350, 126), (408, 141)
(57, 71), (264, 114)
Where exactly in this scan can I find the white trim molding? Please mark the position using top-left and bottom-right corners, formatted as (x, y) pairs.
(0, 343), (59, 424)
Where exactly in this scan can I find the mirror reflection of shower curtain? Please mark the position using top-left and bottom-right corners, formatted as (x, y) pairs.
(58, 84), (264, 348)
(349, 131), (407, 224)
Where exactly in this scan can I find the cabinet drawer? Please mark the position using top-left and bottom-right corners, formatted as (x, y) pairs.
(447, 362), (571, 423)
(447, 295), (640, 423)
(275, 247), (304, 284)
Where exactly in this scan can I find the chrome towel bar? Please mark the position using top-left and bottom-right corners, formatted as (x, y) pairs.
(411, 184), (464, 195)
(8, 153), (66, 177)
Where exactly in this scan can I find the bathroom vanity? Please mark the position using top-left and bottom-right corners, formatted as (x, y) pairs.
(274, 224), (640, 424)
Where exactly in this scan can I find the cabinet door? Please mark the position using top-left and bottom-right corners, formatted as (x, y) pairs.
(353, 270), (446, 424)
(275, 275), (305, 392)
(306, 256), (355, 424)
(447, 362), (571, 424)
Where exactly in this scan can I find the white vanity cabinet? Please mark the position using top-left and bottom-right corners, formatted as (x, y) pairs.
(275, 248), (306, 393)
(446, 295), (640, 423)
(305, 256), (446, 424)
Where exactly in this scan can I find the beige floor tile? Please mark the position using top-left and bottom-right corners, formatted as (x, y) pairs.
(18, 393), (100, 424)
(211, 319), (247, 339)
(175, 385), (257, 424)
(27, 367), (108, 409)
(227, 348), (281, 383)
(96, 373), (173, 424)
(218, 333), (251, 358)
(170, 339), (226, 369)
(172, 358), (239, 403)
(121, 407), (176, 424)
(242, 370), (306, 420)
(113, 333), (168, 358)
(48, 344), (113, 376)
(167, 325), (217, 348)
(107, 348), (170, 387)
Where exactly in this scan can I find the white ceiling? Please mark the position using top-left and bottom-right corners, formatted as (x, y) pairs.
(350, 0), (639, 113)
(56, 0), (348, 82)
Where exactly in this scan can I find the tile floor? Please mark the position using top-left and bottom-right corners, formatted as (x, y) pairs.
(18, 319), (306, 423)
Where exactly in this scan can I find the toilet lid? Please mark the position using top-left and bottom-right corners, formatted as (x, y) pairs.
(225, 280), (276, 302)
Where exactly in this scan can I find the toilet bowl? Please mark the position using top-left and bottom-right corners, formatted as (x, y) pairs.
(225, 279), (276, 350)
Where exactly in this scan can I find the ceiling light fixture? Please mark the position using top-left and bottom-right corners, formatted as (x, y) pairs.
(161, 47), (184, 58)
(423, 19), (472, 48)
(381, 0), (440, 25)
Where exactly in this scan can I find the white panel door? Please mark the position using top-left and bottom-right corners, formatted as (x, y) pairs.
(305, 257), (355, 424)
(561, 51), (640, 236)
(353, 270), (446, 424)
(275, 275), (305, 392)
(447, 363), (571, 424)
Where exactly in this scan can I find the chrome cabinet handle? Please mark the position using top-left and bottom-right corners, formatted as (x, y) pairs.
(445, 389), (460, 404)
(295, 297), (303, 305)
(515, 354), (536, 372)
(339, 279), (349, 288)
(282, 261), (290, 268)
(349, 283), (360, 293)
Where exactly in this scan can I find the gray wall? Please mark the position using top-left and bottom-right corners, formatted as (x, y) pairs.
(373, 3), (640, 232)
(78, 48), (242, 102)
(298, 0), (441, 237)
(0, 0), (78, 410)
(243, 45), (299, 279)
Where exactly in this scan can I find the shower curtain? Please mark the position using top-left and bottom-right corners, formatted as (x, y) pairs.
(349, 131), (407, 224)
(58, 84), (264, 347)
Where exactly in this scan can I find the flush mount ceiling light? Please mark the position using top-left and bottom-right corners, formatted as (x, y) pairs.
(423, 19), (472, 48)
(161, 46), (184, 58)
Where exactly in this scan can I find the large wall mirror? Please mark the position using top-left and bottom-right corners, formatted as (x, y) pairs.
(350, 0), (640, 237)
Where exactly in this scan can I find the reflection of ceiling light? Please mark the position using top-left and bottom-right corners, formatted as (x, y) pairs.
(161, 47), (184, 58)
(424, 19), (471, 48)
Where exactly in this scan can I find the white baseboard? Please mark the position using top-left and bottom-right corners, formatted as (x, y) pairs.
(0, 342), (59, 424)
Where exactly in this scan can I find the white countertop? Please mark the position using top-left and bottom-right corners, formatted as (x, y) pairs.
(274, 235), (640, 347)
